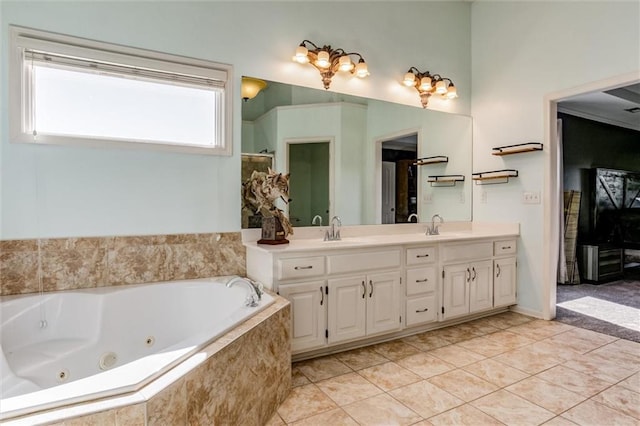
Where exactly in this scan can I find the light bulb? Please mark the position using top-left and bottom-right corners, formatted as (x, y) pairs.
(338, 55), (353, 72)
(293, 45), (309, 64)
(316, 51), (330, 68)
(355, 61), (369, 78)
(419, 76), (432, 91)
(403, 72), (416, 87)
(446, 84), (458, 99)
(435, 80), (447, 94)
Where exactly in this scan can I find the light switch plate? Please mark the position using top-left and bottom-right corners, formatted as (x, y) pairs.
(523, 191), (541, 204)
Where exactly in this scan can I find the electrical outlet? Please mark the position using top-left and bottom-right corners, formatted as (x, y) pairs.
(522, 191), (541, 204)
(480, 190), (487, 204)
(423, 193), (433, 203)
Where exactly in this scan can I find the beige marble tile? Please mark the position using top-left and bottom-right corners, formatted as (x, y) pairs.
(427, 344), (486, 367)
(463, 358), (529, 387)
(0, 249), (39, 295)
(389, 380), (463, 418)
(456, 335), (511, 357)
(561, 399), (638, 426)
(277, 384), (338, 423)
(291, 408), (358, 426)
(546, 328), (616, 354)
(506, 376), (586, 414)
(587, 343), (640, 373)
(472, 389), (555, 425)
(295, 355), (352, 383)
(40, 247), (108, 291)
(427, 369), (498, 402)
(292, 365), (311, 387)
(562, 354), (636, 383)
(147, 377), (187, 426)
(461, 317), (501, 335)
(606, 339), (640, 357)
(316, 372), (383, 406)
(525, 339), (582, 362)
(59, 410), (116, 425)
(483, 330), (536, 349)
(618, 371), (640, 393)
(541, 417), (579, 426)
(358, 361), (421, 392)
(430, 324), (485, 343)
(410, 421), (435, 426)
(591, 384), (640, 419)
(115, 404), (145, 426)
(265, 412), (286, 426)
(396, 352), (456, 379)
(335, 346), (389, 370)
(481, 311), (534, 329)
(372, 340), (421, 360)
(493, 346), (563, 374)
(507, 320), (574, 340)
(535, 365), (612, 397)
(428, 403), (503, 426)
(107, 244), (169, 285)
(402, 332), (451, 351)
(342, 393), (422, 426)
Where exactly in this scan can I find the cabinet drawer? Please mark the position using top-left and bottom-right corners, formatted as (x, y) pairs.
(494, 240), (516, 256)
(441, 241), (492, 263)
(327, 250), (400, 275)
(278, 256), (325, 280)
(406, 247), (436, 266)
(406, 267), (437, 296)
(406, 295), (437, 327)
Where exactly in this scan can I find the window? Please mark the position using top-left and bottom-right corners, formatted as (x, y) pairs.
(9, 26), (233, 155)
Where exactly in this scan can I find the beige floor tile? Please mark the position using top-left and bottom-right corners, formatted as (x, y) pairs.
(427, 344), (486, 367)
(316, 372), (383, 406)
(342, 393), (422, 426)
(535, 365), (612, 397)
(507, 320), (574, 340)
(358, 361), (421, 391)
(481, 311), (534, 329)
(428, 403), (503, 425)
(561, 399), (638, 426)
(292, 365), (311, 387)
(291, 408), (358, 426)
(541, 417), (579, 426)
(457, 335), (511, 357)
(409, 421), (435, 426)
(396, 352), (456, 379)
(372, 340), (421, 361)
(463, 358), (529, 387)
(295, 355), (352, 382)
(562, 354), (636, 383)
(265, 412), (286, 426)
(389, 380), (463, 418)
(277, 384), (338, 423)
(606, 338), (640, 357)
(591, 384), (640, 419)
(471, 389), (555, 425)
(546, 328), (616, 354)
(402, 332), (451, 352)
(335, 346), (389, 370)
(429, 324), (485, 343)
(493, 346), (563, 374)
(618, 371), (640, 392)
(587, 344), (640, 373)
(506, 376), (586, 414)
(462, 317), (501, 335)
(484, 330), (536, 349)
(525, 339), (582, 362)
(427, 369), (499, 402)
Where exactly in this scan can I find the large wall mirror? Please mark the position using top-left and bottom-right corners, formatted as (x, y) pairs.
(241, 77), (472, 228)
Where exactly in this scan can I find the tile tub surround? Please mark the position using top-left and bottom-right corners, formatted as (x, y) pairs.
(7, 294), (291, 426)
(0, 232), (246, 296)
(269, 312), (640, 425)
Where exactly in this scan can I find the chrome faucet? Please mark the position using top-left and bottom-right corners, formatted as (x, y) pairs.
(325, 216), (342, 241)
(426, 214), (444, 235)
(226, 276), (263, 307)
(407, 213), (418, 223)
(312, 215), (323, 226)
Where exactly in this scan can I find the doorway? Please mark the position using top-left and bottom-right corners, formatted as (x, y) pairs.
(381, 134), (418, 224)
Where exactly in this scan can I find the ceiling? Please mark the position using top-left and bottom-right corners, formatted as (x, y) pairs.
(558, 83), (640, 132)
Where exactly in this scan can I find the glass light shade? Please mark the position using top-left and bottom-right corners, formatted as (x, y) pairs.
(419, 76), (432, 91)
(403, 72), (416, 87)
(338, 55), (354, 72)
(355, 61), (369, 78)
(316, 51), (330, 68)
(294, 46), (309, 63)
(435, 80), (447, 94)
(241, 77), (267, 101)
(446, 84), (458, 99)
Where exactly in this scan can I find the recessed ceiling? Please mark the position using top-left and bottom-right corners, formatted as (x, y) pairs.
(558, 83), (640, 131)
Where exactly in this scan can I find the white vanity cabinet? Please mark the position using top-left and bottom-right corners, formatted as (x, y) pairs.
(405, 246), (438, 327)
(278, 280), (327, 353)
(493, 240), (517, 307)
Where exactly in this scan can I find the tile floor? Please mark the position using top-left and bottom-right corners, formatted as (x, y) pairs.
(267, 312), (640, 426)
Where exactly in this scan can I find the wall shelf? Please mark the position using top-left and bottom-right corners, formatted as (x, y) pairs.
(413, 155), (448, 166)
(427, 175), (465, 187)
(472, 169), (518, 185)
(492, 142), (543, 156)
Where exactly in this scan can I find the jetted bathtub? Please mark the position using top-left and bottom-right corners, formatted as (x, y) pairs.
(0, 276), (274, 421)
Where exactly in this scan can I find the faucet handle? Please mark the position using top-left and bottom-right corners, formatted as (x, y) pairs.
(324, 229), (330, 241)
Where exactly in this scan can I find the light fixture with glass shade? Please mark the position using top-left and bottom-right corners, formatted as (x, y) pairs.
(402, 67), (457, 108)
(241, 77), (267, 101)
(293, 40), (369, 89)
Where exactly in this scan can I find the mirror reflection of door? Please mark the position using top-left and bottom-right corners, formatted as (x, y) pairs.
(381, 134), (418, 223)
(287, 141), (330, 227)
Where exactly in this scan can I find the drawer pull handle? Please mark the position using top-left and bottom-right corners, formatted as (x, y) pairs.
(415, 308), (429, 313)
(294, 266), (313, 270)
(320, 287), (324, 305)
(416, 278), (429, 283)
(416, 254), (430, 258)
(466, 268), (471, 282)
(362, 281), (366, 299)
(496, 264), (501, 277)
(369, 280), (373, 298)
(502, 246), (512, 250)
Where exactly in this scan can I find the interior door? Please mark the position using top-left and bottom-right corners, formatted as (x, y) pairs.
(382, 161), (396, 224)
(288, 142), (330, 227)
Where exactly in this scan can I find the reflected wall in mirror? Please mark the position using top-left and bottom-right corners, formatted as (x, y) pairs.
(241, 77), (472, 227)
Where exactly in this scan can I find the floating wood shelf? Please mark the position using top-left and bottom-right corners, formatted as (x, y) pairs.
(413, 156), (448, 166)
(472, 169), (518, 185)
(427, 175), (465, 187)
(492, 142), (543, 156)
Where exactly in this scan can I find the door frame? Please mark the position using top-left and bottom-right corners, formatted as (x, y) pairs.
(542, 71), (639, 320)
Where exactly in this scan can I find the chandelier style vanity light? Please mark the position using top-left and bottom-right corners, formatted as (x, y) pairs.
(241, 77), (267, 101)
(402, 67), (457, 108)
(292, 40), (369, 89)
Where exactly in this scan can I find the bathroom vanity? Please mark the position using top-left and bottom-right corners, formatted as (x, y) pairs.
(244, 223), (518, 359)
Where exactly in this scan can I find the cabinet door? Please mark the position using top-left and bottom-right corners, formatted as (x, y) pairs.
(328, 276), (367, 344)
(366, 272), (402, 336)
(442, 264), (470, 320)
(494, 257), (517, 307)
(469, 260), (493, 313)
(279, 281), (327, 353)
